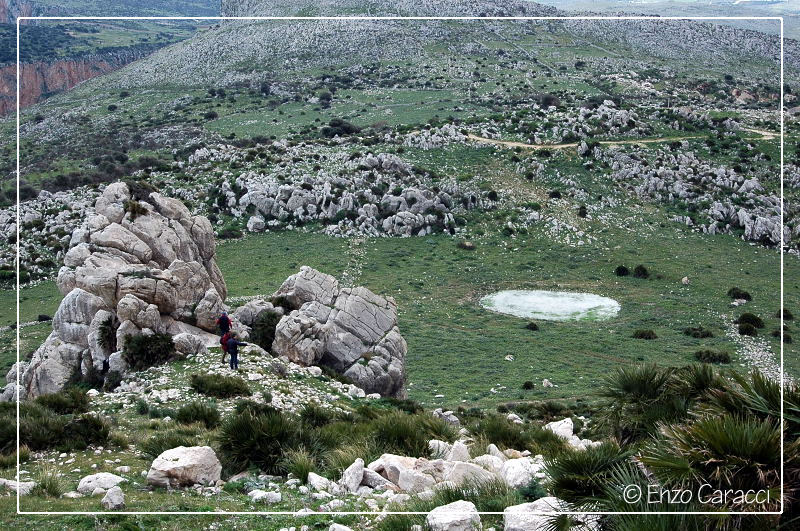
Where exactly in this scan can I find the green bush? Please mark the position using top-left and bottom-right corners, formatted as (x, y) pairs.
(108, 432), (130, 449)
(140, 431), (193, 459)
(32, 465), (64, 498)
(739, 323), (758, 336)
(471, 415), (529, 451)
(694, 350), (731, 364)
(280, 447), (317, 483)
(103, 370), (123, 392)
(250, 311), (282, 352)
(525, 322), (539, 331)
(299, 403), (334, 428)
(12, 402), (109, 452)
(35, 388), (89, 415)
(217, 408), (306, 475)
(614, 265), (630, 277)
(176, 401), (221, 429)
(98, 316), (116, 350)
(545, 442), (633, 504)
(777, 308), (794, 320)
(522, 381), (535, 390)
(736, 313), (764, 329)
(727, 287), (752, 301)
(234, 399), (276, 417)
(519, 477), (548, 501)
(372, 411), (456, 457)
(632, 329), (657, 340)
(123, 178), (158, 201)
(190, 374), (251, 398)
(122, 333), (175, 371)
(633, 265), (650, 279)
(683, 326), (713, 338)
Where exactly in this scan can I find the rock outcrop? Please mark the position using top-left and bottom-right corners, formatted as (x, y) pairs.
(270, 266), (407, 398)
(11, 182), (227, 399)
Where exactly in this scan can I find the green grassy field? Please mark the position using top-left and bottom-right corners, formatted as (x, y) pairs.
(9, 212), (794, 410)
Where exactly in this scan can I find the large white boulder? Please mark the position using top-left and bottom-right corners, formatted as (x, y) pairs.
(426, 500), (482, 531)
(503, 497), (569, 531)
(101, 486), (125, 510)
(500, 458), (542, 489)
(77, 473), (126, 494)
(146, 446), (222, 488)
(340, 458), (364, 493)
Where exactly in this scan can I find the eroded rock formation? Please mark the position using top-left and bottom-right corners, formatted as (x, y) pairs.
(270, 266), (407, 398)
(10, 182), (227, 399)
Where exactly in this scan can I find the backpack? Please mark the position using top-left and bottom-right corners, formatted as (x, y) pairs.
(220, 332), (231, 351)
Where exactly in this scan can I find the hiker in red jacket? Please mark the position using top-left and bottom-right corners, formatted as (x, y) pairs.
(216, 312), (232, 335)
(219, 330), (232, 365)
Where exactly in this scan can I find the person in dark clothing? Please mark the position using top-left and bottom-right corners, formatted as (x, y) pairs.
(216, 312), (231, 335)
(226, 332), (247, 371)
(220, 331), (232, 365)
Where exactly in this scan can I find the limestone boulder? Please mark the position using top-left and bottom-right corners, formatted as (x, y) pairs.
(271, 266), (407, 397)
(426, 500), (482, 531)
(77, 473), (126, 494)
(146, 446), (222, 488)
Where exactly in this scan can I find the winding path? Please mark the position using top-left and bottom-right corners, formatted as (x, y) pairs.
(466, 127), (778, 151)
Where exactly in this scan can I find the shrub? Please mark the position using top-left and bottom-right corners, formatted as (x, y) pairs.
(122, 333), (175, 371)
(234, 399), (276, 417)
(633, 265), (650, 279)
(777, 308), (794, 320)
(98, 316), (115, 350)
(546, 442), (633, 504)
(614, 265), (630, 277)
(299, 403), (334, 428)
(525, 322), (539, 331)
(135, 398), (150, 415)
(632, 329), (657, 340)
(64, 414), (111, 450)
(694, 350), (731, 364)
(123, 178), (157, 201)
(14, 401), (109, 452)
(217, 409), (305, 475)
(250, 311), (281, 352)
(683, 326), (713, 338)
(108, 432), (130, 449)
(176, 401), (221, 429)
(548, 190), (561, 199)
(522, 381), (535, 390)
(32, 465), (64, 498)
(140, 431), (194, 459)
(471, 415), (529, 451)
(738, 323), (758, 336)
(35, 388), (89, 415)
(124, 200), (149, 220)
(519, 477), (548, 501)
(577, 205), (588, 218)
(727, 287), (752, 301)
(280, 447), (317, 482)
(736, 313), (764, 329)
(190, 374), (251, 398)
(372, 411), (456, 457)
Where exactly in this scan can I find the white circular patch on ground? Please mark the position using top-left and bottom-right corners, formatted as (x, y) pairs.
(480, 290), (620, 321)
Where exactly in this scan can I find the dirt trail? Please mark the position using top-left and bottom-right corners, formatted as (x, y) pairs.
(466, 127), (777, 151)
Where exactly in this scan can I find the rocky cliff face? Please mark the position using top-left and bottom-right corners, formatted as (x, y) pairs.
(9, 182), (228, 399)
(0, 48), (155, 115)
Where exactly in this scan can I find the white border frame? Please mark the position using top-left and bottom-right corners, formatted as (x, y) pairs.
(15, 14), (784, 518)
